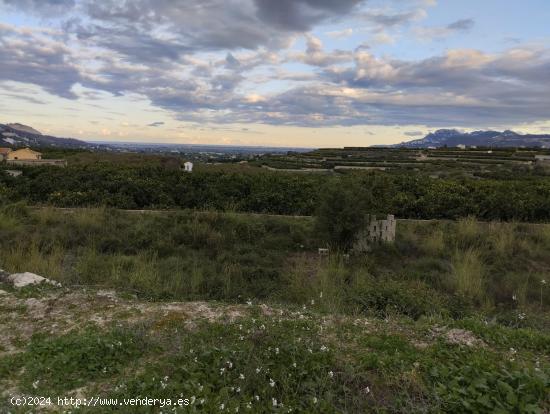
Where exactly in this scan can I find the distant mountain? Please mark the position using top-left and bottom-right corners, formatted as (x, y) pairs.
(0, 123), (100, 149)
(6, 123), (43, 135)
(393, 129), (550, 148)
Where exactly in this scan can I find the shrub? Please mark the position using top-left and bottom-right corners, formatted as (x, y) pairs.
(315, 179), (373, 251)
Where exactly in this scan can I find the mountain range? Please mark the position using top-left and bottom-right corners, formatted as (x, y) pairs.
(394, 129), (550, 148)
(4, 123), (550, 151)
(0, 123), (99, 149)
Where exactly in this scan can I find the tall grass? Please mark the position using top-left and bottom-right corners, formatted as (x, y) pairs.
(0, 204), (548, 317)
(451, 248), (486, 303)
(422, 229), (446, 256)
(455, 216), (482, 247)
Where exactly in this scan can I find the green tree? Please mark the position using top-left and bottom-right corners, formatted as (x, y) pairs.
(315, 178), (373, 251)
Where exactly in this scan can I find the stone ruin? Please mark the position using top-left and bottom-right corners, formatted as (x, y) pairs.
(317, 214), (397, 256)
(352, 214), (396, 253)
(365, 214), (396, 243)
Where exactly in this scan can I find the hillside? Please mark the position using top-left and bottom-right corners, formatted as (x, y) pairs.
(394, 129), (550, 148)
(0, 123), (100, 149)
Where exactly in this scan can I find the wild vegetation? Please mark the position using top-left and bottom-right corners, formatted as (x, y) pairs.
(1, 148), (550, 412)
(0, 205), (548, 322)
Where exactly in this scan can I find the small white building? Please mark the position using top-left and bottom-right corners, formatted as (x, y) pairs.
(184, 161), (194, 172)
(456, 144), (466, 149)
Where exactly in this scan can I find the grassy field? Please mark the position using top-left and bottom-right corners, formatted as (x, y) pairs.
(0, 205), (549, 412)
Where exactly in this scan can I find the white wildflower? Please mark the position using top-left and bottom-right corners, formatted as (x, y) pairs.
(313, 397), (318, 404)
(328, 371), (334, 378)
(269, 378), (276, 387)
(272, 398), (278, 407)
(239, 373), (245, 380)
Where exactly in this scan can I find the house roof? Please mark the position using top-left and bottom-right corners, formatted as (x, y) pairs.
(10, 148), (41, 155)
(0, 148), (12, 155)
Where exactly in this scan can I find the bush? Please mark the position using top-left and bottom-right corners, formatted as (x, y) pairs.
(315, 179), (373, 251)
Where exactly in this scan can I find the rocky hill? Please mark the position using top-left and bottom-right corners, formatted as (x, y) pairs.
(394, 129), (550, 148)
(0, 123), (100, 149)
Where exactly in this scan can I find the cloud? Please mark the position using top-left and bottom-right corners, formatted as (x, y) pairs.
(147, 121), (165, 127)
(415, 18), (475, 40)
(0, 23), (82, 98)
(254, 0), (363, 31)
(60, 0), (367, 65)
(0, 0), (75, 16)
(290, 34), (353, 67)
(1, 2), (550, 132)
(326, 28), (353, 39)
(404, 131), (424, 137)
(360, 9), (427, 28)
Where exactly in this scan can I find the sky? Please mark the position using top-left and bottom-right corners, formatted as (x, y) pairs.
(1, 0), (550, 147)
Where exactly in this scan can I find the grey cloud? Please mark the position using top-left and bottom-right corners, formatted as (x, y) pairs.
(0, 0), (75, 15)
(290, 35), (353, 67)
(405, 131), (424, 137)
(72, 0), (365, 63)
(416, 18), (475, 39)
(254, 0), (363, 31)
(147, 121), (164, 127)
(0, 24), (81, 98)
(225, 53), (241, 69)
(447, 18), (475, 31)
(361, 9), (424, 27)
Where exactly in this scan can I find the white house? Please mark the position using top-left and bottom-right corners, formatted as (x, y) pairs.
(184, 161), (194, 172)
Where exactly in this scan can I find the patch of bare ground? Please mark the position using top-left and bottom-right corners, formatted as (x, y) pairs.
(0, 288), (249, 359)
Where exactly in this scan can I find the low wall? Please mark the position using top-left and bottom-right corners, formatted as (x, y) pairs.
(6, 159), (67, 167)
